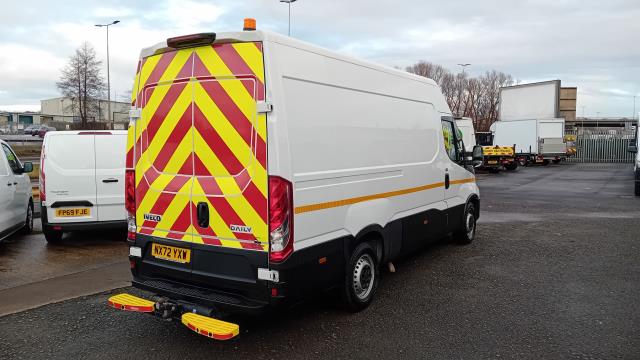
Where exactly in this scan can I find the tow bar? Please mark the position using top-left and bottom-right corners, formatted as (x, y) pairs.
(107, 293), (240, 340)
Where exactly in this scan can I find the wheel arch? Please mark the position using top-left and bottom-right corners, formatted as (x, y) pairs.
(345, 225), (385, 264)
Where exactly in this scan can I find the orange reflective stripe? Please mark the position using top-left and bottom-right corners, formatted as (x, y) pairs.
(295, 178), (475, 214)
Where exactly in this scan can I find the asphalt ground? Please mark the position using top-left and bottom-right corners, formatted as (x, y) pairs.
(0, 163), (638, 359)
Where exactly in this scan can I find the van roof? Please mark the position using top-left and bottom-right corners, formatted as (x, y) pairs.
(140, 30), (438, 88)
(44, 130), (128, 138)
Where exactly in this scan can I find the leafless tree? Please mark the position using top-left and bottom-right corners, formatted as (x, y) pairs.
(57, 42), (105, 128)
(406, 61), (514, 131)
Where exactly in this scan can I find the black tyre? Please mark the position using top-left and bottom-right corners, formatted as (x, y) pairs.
(635, 170), (640, 196)
(342, 242), (379, 312)
(552, 159), (561, 164)
(44, 228), (63, 243)
(505, 162), (518, 171)
(542, 160), (550, 166)
(454, 202), (477, 245)
(21, 200), (34, 234)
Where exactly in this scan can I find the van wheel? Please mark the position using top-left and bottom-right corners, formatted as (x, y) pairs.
(635, 170), (640, 196)
(552, 159), (561, 164)
(22, 201), (34, 234)
(342, 242), (379, 312)
(505, 162), (518, 171)
(454, 202), (476, 245)
(44, 229), (63, 243)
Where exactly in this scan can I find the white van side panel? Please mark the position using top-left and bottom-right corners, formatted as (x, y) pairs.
(95, 134), (127, 221)
(45, 134), (98, 223)
(266, 42), (462, 250)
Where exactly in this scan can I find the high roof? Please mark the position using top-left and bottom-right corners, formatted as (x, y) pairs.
(140, 30), (437, 87)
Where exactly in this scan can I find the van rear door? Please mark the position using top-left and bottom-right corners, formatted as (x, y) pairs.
(189, 43), (268, 299)
(133, 41), (268, 299)
(45, 134), (99, 223)
(95, 132), (126, 222)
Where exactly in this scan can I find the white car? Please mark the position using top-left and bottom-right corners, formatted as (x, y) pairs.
(0, 140), (34, 242)
(40, 131), (127, 242)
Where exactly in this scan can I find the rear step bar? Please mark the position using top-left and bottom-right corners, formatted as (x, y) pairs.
(107, 293), (239, 340)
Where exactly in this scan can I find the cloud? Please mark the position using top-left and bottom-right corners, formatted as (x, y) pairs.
(0, 0), (638, 117)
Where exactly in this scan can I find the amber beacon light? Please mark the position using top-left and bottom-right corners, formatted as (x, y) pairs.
(243, 18), (256, 31)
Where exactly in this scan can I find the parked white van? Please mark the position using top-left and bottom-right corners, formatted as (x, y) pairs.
(110, 24), (482, 339)
(0, 140), (34, 242)
(40, 131), (127, 242)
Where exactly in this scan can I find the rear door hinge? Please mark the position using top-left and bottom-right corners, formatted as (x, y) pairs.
(256, 101), (273, 114)
(129, 108), (141, 124)
(257, 268), (279, 282)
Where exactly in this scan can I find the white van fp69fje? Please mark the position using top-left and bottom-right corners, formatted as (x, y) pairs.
(40, 131), (127, 242)
(109, 21), (482, 340)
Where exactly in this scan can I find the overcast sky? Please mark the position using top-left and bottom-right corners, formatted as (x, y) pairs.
(1, 0), (638, 117)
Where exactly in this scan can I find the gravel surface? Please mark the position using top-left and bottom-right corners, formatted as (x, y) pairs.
(0, 163), (638, 360)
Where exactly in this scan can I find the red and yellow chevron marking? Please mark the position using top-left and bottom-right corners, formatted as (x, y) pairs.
(126, 41), (267, 251)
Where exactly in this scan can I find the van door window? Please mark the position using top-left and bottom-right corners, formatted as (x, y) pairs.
(441, 120), (458, 161)
(0, 151), (8, 176)
(1, 144), (20, 174)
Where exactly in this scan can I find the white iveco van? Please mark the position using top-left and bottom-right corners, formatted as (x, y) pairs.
(40, 131), (127, 242)
(111, 23), (482, 338)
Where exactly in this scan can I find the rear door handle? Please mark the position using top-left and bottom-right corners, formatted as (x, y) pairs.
(445, 173), (450, 189)
(197, 202), (209, 228)
(102, 178), (119, 183)
(6, 182), (11, 187)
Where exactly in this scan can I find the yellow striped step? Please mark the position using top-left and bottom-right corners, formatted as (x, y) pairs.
(181, 312), (239, 340)
(107, 293), (155, 313)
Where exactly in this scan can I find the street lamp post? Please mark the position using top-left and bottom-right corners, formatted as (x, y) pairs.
(457, 63), (471, 117)
(279, 0), (298, 36)
(633, 95), (636, 121)
(95, 20), (120, 129)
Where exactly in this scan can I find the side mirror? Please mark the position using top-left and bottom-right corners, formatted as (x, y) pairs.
(21, 162), (33, 174)
(472, 145), (483, 167)
(628, 144), (638, 153)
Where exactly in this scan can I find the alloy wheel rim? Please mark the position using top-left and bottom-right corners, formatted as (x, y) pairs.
(28, 206), (33, 229)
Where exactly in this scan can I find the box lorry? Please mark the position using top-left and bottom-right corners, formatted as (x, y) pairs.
(497, 81), (569, 165)
(493, 118), (567, 165)
(108, 20), (482, 340)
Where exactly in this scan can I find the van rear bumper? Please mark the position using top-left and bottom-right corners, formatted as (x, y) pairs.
(131, 276), (270, 315)
(41, 206), (126, 232)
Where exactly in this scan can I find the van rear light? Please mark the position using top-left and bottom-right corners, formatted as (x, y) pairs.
(125, 169), (136, 240)
(167, 33), (216, 49)
(39, 145), (46, 202)
(268, 176), (293, 263)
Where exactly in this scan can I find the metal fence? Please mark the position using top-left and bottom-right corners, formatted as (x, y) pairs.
(567, 128), (637, 163)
